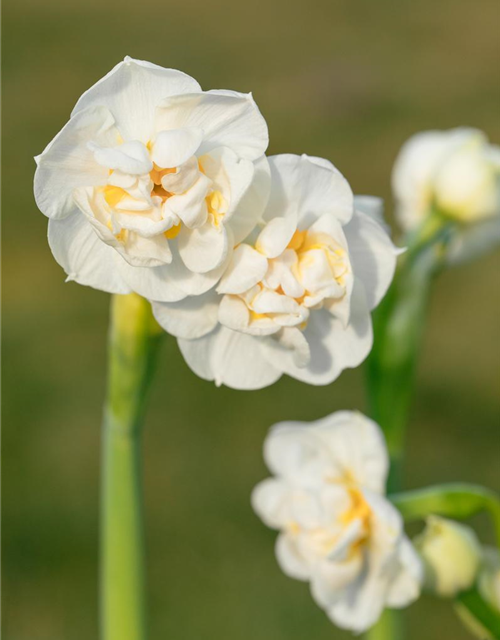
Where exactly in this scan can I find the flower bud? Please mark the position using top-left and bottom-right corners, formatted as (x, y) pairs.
(415, 516), (481, 597)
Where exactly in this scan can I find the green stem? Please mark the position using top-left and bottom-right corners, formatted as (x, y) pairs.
(100, 293), (162, 640)
(364, 609), (404, 640)
(364, 216), (453, 640)
(390, 483), (500, 547)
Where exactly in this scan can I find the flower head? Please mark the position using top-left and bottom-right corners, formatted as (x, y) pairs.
(251, 411), (422, 633)
(392, 127), (500, 264)
(415, 516), (481, 598)
(153, 154), (399, 389)
(34, 57), (270, 301)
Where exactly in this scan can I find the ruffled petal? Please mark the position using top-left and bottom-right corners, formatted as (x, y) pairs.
(178, 326), (281, 389)
(115, 247), (229, 302)
(164, 174), (211, 228)
(72, 57), (201, 142)
(216, 244), (268, 294)
(73, 187), (172, 268)
(113, 257), (186, 302)
(263, 154), (354, 227)
(251, 479), (291, 529)
(261, 280), (372, 385)
(152, 290), (219, 339)
(151, 127), (203, 168)
(34, 106), (119, 219)
(385, 538), (423, 608)
(226, 155), (271, 244)
(199, 146), (255, 221)
(48, 211), (131, 294)
(344, 209), (399, 310)
(275, 533), (312, 581)
(312, 411), (389, 494)
(155, 91), (268, 160)
(90, 139), (152, 174)
(256, 216), (297, 258)
(177, 221), (229, 273)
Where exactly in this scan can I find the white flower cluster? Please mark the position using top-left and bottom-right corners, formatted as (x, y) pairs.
(35, 56), (399, 389)
(252, 411), (423, 632)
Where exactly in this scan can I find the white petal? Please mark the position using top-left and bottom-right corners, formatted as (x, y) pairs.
(155, 91), (269, 160)
(271, 327), (311, 368)
(34, 106), (119, 219)
(227, 155), (271, 244)
(178, 326), (281, 389)
(312, 411), (389, 494)
(263, 422), (333, 487)
(72, 57), (201, 142)
(264, 154), (354, 227)
(354, 195), (390, 231)
(252, 290), (300, 314)
(151, 127), (203, 168)
(177, 221), (229, 273)
(165, 174), (211, 228)
(311, 554), (364, 609)
(90, 139), (152, 174)
(275, 533), (312, 581)
(327, 563), (387, 633)
(161, 156), (199, 193)
(385, 538), (423, 608)
(199, 147), (255, 221)
(216, 244), (268, 294)
(256, 216), (297, 258)
(343, 209), (398, 310)
(152, 290), (219, 339)
(73, 186), (173, 267)
(115, 247), (229, 302)
(48, 211), (131, 294)
(251, 479), (291, 529)
(217, 295), (251, 332)
(114, 257), (186, 302)
(261, 281), (372, 385)
(209, 326), (282, 389)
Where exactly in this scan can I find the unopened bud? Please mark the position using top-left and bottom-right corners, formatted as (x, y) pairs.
(415, 516), (481, 597)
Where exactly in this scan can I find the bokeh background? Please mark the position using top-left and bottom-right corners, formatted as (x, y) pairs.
(2, 0), (500, 638)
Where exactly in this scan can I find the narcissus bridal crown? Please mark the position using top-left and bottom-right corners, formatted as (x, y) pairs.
(34, 56), (270, 302)
(251, 411), (423, 633)
(153, 155), (399, 389)
(35, 58), (399, 389)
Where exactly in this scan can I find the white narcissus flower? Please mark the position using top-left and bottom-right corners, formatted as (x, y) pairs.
(34, 56), (270, 302)
(250, 411), (422, 633)
(153, 154), (399, 389)
(392, 127), (500, 264)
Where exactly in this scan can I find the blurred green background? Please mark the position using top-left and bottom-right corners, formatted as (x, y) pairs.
(2, 0), (500, 638)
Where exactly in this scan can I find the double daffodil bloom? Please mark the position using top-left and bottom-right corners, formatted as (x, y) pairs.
(34, 57), (270, 301)
(251, 411), (423, 633)
(392, 127), (500, 264)
(153, 154), (399, 389)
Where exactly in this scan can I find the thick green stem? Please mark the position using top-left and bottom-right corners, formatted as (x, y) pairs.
(366, 245), (436, 490)
(100, 294), (162, 640)
(364, 609), (404, 640)
(364, 218), (453, 640)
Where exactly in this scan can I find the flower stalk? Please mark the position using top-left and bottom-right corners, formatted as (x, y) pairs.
(101, 293), (162, 640)
(366, 214), (453, 489)
(364, 215), (454, 640)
